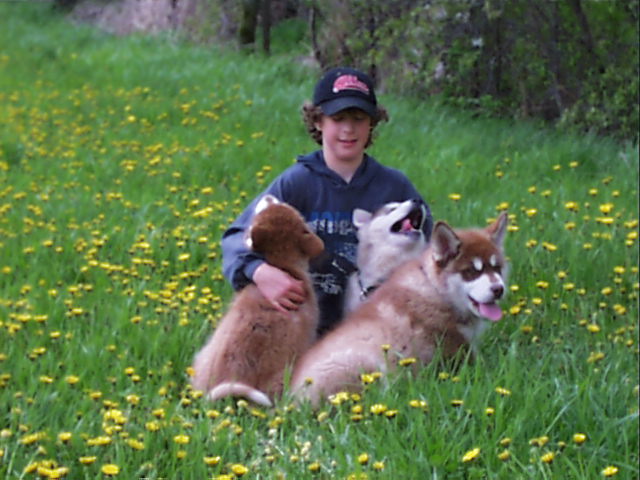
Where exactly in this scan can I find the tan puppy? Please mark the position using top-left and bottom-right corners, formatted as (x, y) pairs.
(291, 213), (508, 406)
(191, 195), (324, 406)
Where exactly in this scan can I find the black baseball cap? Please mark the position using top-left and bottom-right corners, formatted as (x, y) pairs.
(313, 67), (377, 117)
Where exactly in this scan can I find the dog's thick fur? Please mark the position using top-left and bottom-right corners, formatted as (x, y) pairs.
(344, 199), (427, 314)
(291, 213), (508, 406)
(191, 195), (324, 406)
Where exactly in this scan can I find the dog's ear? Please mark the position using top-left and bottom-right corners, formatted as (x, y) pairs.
(487, 211), (508, 247)
(431, 221), (461, 267)
(352, 208), (372, 229)
(254, 194), (280, 215)
(249, 224), (270, 253)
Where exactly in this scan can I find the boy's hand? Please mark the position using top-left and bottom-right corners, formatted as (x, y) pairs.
(253, 263), (306, 314)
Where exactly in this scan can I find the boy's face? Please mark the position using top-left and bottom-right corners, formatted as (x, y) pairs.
(315, 108), (372, 166)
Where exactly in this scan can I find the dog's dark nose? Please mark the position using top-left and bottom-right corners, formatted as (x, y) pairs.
(491, 284), (504, 299)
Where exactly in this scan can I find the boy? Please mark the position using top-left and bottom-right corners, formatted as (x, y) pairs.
(222, 67), (433, 334)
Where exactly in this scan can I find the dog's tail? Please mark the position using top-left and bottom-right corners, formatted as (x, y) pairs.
(207, 382), (273, 407)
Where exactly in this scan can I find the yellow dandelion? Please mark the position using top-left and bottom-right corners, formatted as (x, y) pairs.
(360, 373), (376, 384)
(448, 193), (462, 201)
(495, 386), (512, 396)
(399, 357), (417, 366)
(329, 391), (350, 405)
(101, 464), (120, 476)
(530, 435), (550, 447)
(602, 466), (619, 477)
(78, 456), (97, 465)
(541, 451), (555, 464)
(173, 434), (190, 445)
(573, 433), (587, 445)
(498, 449), (511, 461)
(20, 432), (47, 445)
(462, 447), (480, 462)
(599, 203), (614, 214)
(145, 421), (160, 432)
(613, 304), (627, 315)
(42, 465), (70, 479)
(204, 456), (221, 466)
(230, 463), (249, 476)
(358, 453), (370, 464)
(409, 399), (428, 410)
(596, 216), (615, 225)
(126, 438), (145, 450)
(370, 404), (388, 415)
(65, 375), (80, 385)
(308, 462), (321, 472)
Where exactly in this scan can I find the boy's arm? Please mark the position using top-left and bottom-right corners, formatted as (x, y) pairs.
(221, 192), (271, 290)
(221, 220), (264, 290)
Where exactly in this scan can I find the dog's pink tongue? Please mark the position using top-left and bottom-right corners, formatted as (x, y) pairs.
(401, 218), (413, 232)
(479, 303), (502, 322)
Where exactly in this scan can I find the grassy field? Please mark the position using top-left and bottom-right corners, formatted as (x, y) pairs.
(1, 3), (638, 479)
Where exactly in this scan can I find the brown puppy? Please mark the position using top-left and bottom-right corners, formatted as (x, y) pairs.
(191, 195), (324, 406)
(291, 213), (508, 406)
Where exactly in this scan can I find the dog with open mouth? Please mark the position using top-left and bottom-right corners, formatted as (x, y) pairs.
(344, 199), (428, 314)
(292, 212), (509, 406)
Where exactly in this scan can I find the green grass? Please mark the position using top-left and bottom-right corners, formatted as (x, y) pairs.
(1, 3), (638, 479)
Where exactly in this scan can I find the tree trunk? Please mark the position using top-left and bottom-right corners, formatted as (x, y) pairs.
(261, 0), (271, 55)
(239, 0), (260, 47)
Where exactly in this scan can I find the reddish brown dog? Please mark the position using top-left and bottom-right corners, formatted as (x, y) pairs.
(191, 195), (324, 406)
(291, 213), (508, 406)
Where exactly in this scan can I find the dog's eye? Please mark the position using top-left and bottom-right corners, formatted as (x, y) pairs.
(462, 267), (481, 281)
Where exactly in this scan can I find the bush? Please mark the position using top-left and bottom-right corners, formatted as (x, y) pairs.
(309, 0), (639, 142)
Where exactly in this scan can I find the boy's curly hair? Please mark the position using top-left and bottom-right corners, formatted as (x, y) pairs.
(301, 102), (389, 148)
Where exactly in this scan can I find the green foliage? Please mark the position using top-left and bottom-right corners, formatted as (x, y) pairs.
(0, 3), (638, 479)
(310, 0), (639, 142)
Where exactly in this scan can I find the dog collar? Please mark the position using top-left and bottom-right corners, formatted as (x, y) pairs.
(357, 270), (379, 300)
